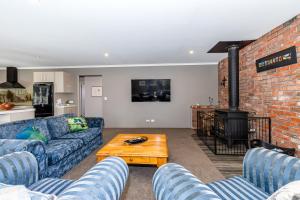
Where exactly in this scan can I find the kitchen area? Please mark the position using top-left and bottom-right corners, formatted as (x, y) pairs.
(0, 67), (77, 124)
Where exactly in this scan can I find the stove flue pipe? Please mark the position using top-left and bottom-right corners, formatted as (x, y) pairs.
(228, 45), (239, 111)
(208, 40), (255, 111)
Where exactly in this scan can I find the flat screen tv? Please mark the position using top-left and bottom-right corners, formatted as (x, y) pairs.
(131, 79), (171, 102)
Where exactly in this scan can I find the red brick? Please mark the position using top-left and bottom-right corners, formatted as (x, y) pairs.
(218, 14), (300, 155)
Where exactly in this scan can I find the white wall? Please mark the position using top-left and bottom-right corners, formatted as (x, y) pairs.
(81, 76), (103, 117)
(0, 65), (218, 128)
(64, 65), (218, 128)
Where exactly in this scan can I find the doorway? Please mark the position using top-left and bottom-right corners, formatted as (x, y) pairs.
(79, 75), (103, 117)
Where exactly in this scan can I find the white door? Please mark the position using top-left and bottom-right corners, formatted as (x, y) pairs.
(79, 76), (103, 117)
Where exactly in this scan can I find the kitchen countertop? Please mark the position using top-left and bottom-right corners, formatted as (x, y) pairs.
(0, 107), (35, 115)
(55, 104), (77, 108)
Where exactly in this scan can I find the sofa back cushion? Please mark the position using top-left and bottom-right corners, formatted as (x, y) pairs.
(0, 118), (51, 140)
(46, 115), (70, 138)
(243, 148), (300, 194)
(33, 119), (52, 141)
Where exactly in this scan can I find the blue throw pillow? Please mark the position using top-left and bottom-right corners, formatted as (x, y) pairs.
(16, 126), (48, 144)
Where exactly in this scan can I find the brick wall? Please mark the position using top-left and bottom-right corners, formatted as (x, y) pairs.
(218, 14), (300, 156)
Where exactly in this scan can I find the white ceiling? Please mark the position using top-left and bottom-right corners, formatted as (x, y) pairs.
(0, 0), (299, 68)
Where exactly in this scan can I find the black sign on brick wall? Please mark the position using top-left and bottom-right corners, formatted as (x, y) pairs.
(256, 46), (297, 73)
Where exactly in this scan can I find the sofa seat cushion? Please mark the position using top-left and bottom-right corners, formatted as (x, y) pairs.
(46, 115), (69, 138)
(59, 128), (101, 145)
(207, 176), (270, 200)
(29, 178), (74, 196)
(45, 139), (84, 165)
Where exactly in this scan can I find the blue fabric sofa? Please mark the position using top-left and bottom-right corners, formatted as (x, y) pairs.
(0, 114), (104, 178)
(0, 151), (128, 200)
(153, 148), (300, 200)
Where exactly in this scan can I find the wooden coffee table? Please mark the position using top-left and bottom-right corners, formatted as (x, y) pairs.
(96, 134), (168, 167)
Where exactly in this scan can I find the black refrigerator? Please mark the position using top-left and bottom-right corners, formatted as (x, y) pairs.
(33, 83), (54, 117)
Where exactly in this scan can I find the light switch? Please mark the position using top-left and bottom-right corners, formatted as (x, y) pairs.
(104, 96), (108, 101)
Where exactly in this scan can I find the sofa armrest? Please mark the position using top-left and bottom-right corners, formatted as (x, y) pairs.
(0, 151), (39, 187)
(57, 157), (128, 200)
(0, 139), (48, 179)
(243, 147), (300, 194)
(86, 117), (104, 129)
(153, 163), (222, 200)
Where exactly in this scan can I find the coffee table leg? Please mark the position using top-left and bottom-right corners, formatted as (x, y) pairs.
(157, 158), (167, 167)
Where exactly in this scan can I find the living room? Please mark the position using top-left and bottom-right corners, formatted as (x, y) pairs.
(0, 1), (300, 200)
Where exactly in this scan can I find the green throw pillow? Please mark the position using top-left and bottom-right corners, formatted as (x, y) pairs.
(67, 117), (89, 132)
(16, 126), (48, 143)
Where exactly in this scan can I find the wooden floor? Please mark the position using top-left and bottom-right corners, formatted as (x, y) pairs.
(192, 133), (244, 178)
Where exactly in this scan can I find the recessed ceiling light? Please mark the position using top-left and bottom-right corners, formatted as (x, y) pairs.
(104, 53), (109, 57)
(189, 50), (194, 55)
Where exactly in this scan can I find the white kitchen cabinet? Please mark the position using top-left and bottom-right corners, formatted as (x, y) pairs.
(55, 106), (77, 116)
(33, 72), (55, 83)
(10, 111), (35, 121)
(54, 72), (75, 93)
(0, 114), (10, 124)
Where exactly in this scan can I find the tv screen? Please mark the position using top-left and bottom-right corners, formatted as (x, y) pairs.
(131, 79), (171, 102)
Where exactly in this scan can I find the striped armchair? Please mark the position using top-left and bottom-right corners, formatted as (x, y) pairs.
(153, 148), (300, 200)
(0, 151), (129, 200)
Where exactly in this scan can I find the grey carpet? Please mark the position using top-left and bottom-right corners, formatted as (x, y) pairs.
(63, 128), (224, 200)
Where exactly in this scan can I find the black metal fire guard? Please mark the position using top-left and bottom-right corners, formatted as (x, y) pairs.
(197, 111), (271, 155)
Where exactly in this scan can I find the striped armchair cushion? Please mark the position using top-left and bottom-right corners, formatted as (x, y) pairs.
(0, 151), (38, 187)
(207, 176), (269, 200)
(243, 148), (300, 194)
(29, 178), (74, 196)
(153, 163), (222, 200)
(57, 156), (129, 200)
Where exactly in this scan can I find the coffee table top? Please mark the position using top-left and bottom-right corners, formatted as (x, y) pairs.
(96, 134), (168, 157)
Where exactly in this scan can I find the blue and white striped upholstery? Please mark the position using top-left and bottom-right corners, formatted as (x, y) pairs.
(153, 148), (300, 200)
(243, 148), (300, 194)
(57, 156), (129, 200)
(0, 151), (38, 187)
(207, 176), (269, 200)
(153, 163), (222, 200)
(0, 139), (48, 179)
(0, 152), (129, 199)
(29, 178), (74, 195)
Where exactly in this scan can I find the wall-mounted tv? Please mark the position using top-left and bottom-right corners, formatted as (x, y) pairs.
(131, 79), (171, 102)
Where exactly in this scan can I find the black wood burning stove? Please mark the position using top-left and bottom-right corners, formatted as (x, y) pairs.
(209, 40), (254, 147)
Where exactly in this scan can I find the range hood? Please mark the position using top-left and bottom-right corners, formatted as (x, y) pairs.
(0, 67), (25, 89)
